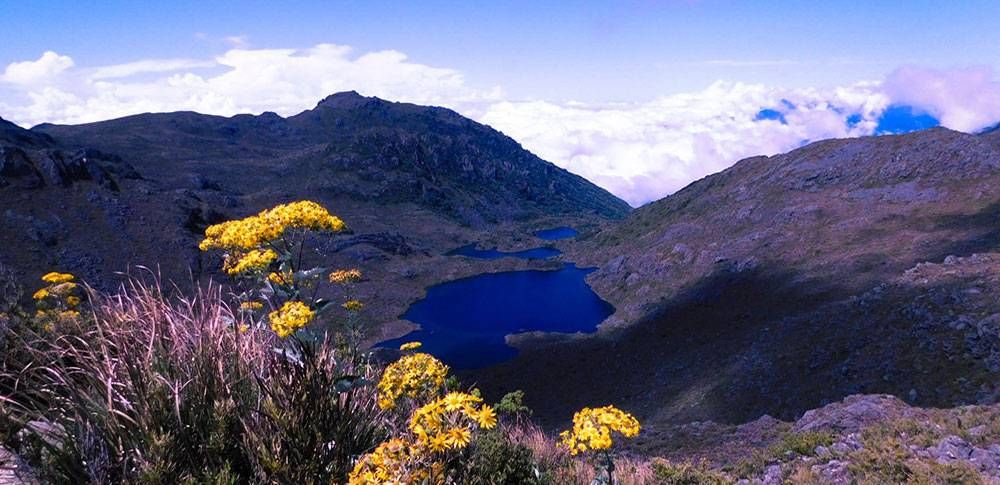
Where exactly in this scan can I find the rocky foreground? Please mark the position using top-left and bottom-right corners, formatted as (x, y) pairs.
(3, 393), (998, 483)
(631, 393), (1000, 483)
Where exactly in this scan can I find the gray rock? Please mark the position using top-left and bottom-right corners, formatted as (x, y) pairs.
(810, 459), (851, 484)
(761, 464), (783, 485)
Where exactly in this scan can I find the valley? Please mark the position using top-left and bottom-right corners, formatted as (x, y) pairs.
(2, 93), (1000, 483)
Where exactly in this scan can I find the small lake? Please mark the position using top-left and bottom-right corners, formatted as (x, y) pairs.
(446, 243), (561, 260)
(378, 264), (614, 369)
(534, 226), (578, 240)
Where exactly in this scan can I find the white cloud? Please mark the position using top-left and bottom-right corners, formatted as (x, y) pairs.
(89, 59), (216, 80)
(1, 51), (74, 85)
(0, 44), (503, 127)
(1, 46), (999, 206)
(482, 81), (889, 205)
(883, 66), (1000, 133)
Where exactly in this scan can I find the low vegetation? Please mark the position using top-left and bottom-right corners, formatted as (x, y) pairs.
(1, 200), (997, 484)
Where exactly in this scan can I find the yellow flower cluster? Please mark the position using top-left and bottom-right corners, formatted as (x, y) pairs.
(239, 300), (264, 311)
(559, 405), (640, 455)
(33, 272), (84, 331)
(342, 299), (364, 312)
(409, 392), (497, 452)
(267, 270), (293, 286)
(376, 353), (449, 410)
(223, 248), (277, 276)
(267, 300), (315, 338)
(41, 272), (75, 284)
(33, 274), (81, 306)
(329, 268), (362, 284)
(399, 341), (422, 351)
(347, 438), (442, 485)
(199, 200), (346, 252)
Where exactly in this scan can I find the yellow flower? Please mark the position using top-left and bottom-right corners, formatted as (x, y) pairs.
(223, 248), (277, 276)
(348, 438), (435, 485)
(238, 324), (250, 334)
(399, 341), (422, 351)
(199, 200), (345, 252)
(32, 288), (49, 300)
(239, 300), (264, 311)
(41, 272), (74, 284)
(58, 310), (80, 320)
(377, 353), (449, 410)
(428, 433), (449, 452)
(267, 301), (315, 338)
(448, 427), (473, 449)
(65, 296), (81, 307)
(477, 405), (498, 429)
(559, 405), (640, 455)
(408, 392), (492, 452)
(267, 270), (293, 286)
(329, 268), (362, 284)
(342, 299), (364, 312)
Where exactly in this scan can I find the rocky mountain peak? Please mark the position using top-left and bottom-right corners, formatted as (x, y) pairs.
(315, 90), (377, 110)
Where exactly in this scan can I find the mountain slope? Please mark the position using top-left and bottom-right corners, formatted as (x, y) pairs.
(33, 91), (630, 224)
(474, 127), (1000, 431)
(3, 97), (628, 341)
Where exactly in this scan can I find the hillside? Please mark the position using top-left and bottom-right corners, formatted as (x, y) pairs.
(33, 91), (629, 224)
(474, 128), (1000, 433)
(1, 96), (628, 340)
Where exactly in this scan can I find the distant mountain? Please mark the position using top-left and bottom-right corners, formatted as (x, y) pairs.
(2, 94), (628, 304)
(475, 127), (1000, 431)
(33, 91), (630, 223)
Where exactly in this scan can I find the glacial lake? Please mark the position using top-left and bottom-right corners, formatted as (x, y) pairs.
(534, 226), (579, 240)
(378, 264), (614, 369)
(446, 243), (561, 260)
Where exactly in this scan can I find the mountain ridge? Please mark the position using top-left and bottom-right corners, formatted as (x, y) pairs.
(474, 126), (1000, 433)
(2, 95), (627, 339)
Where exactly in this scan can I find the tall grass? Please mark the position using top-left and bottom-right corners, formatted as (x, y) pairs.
(0, 278), (385, 484)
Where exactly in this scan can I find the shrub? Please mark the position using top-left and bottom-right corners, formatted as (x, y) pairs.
(461, 428), (539, 485)
(496, 390), (533, 419)
(651, 459), (730, 485)
(775, 430), (835, 456)
(730, 430), (834, 478)
(242, 341), (386, 484)
(0, 278), (385, 484)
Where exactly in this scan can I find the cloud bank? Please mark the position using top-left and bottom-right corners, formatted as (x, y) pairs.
(2, 46), (999, 206)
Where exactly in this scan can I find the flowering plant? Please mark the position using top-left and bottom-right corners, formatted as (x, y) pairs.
(199, 200), (365, 343)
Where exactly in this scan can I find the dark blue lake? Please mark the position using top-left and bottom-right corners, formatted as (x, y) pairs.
(378, 264), (614, 369)
(534, 226), (579, 240)
(446, 243), (561, 260)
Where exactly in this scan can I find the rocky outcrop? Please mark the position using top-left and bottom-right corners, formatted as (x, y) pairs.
(643, 394), (1000, 484)
(0, 144), (138, 191)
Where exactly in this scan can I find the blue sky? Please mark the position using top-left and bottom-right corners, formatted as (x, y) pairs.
(2, 1), (998, 101)
(2, 1), (999, 204)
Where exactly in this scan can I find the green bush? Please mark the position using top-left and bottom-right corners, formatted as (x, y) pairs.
(462, 428), (539, 485)
(496, 390), (533, 418)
